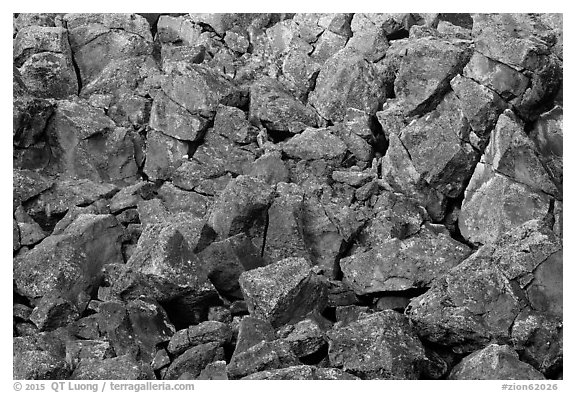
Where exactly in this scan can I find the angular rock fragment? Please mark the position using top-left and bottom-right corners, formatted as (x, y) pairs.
(449, 344), (546, 380)
(459, 111), (557, 245)
(97, 299), (175, 362)
(263, 183), (308, 263)
(164, 343), (224, 379)
(167, 321), (232, 356)
(463, 51), (530, 101)
(14, 334), (71, 380)
(511, 311), (563, 376)
(227, 339), (300, 379)
(65, 339), (112, 368)
(143, 130), (189, 181)
(450, 74), (508, 148)
(13, 68), (55, 149)
(341, 226), (471, 294)
(249, 77), (318, 133)
(283, 318), (327, 358)
(208, 175), (274, 240)
(14, 214), (124, 307)
(407, 219), (561, 352)
(109, 220), (215, 302)
(64, 13), (153, 91)
(19, 51), (78, 99)
(394, 36), (471, 115)
(157, 15), (201, 45)
(149, 90), (210, 142)
(247, 151), (289, 186)
(29, 294), (80, 331)
(199, 233), (267, 299)
(309, 49), (386, 122)
(282, 127), (347, 163)
(14, 206), (46, 246)
(43, 99), (138, 184)
(471, 14), (561, 120)
(214, 105), (257, 144)
(327, 310), (427, 379)
(239, 257), (328, 328)
(71, 354), (152, 380)
(157, 182), (211, 220)
(530, 105), (563, 196)
(198, 360), (229, 380)
(356, 191), (429, 248)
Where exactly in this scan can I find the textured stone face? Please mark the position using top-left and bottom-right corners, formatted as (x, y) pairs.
(12, 12), (563, 381)
(309, 49), (386, 122)
(449, 344), (546, 380)
(239, 258), (328, 328)
(393, 36), (471, 115)
(327, 311), (427, 379)
(341, 226), (471, 294)
(407, 220), (562, 353)
(207, 175), (274, 240)
(14, 214), (125, 307)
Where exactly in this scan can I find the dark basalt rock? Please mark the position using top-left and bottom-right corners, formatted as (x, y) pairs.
(239, 257), (328, 328)
(449, 344), (546, 380)
(12, 12), (563, 381)
(327, 310), (427, 379)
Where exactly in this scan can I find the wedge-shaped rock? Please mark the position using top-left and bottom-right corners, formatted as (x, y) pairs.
(231, 317), (276, 357)
(64, 13), (153, 90)
(459, 111), (557, 245)
(530, 106), (563, 196)
(263, 183), (308, 263)
(227, 339), (300, 379)
(449, 344), (545, 380)
(44, 100), (138, 184)
(13, 26), (72, 66)
(282, 127), (347, 163)
(327, 310), (427, 379)
(397, 92), (479, 198)
(239, 257), (328, 328)
(283, 318), (327, 358)
(167, 321), (232, 356)
(249, 77), (318, 133)
(14, 214), (124, 307)
(394, 36), (471, 115)
(149, 90), (210, 142)
(161, 62), (244, 118)
(407, 220), (561, 353)
(341, 226), (471, 294)
(14, 333), (71, 380)
(110, 220), (215, 302)
(97, 299), (175, 363)
(143, 130), (188, 181)
(309, 49), (386, 122)
(483, 110), (559, 197)
(356, 191), (428, 247)
(463, 51), (530, 101)
(208, 175), (274, 240)
(450, 74), (508, 148)
(198, 234), (268, 299)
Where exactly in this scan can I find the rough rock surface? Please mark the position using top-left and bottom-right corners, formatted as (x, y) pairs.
(13, 12), (562, 381)
(327, 310), (427, 379)
(449, 344), (546, 380)
(239, 258), (328, 328)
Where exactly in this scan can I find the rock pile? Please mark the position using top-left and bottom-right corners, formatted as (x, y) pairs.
(13, 12), (562, 380)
